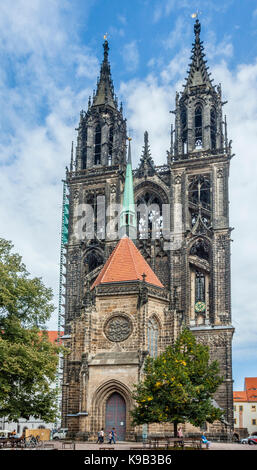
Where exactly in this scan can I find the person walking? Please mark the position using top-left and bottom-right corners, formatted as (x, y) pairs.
(99, 428), (104, 443)
(110, 428), (117, 444)
(96, 428), (104, 444)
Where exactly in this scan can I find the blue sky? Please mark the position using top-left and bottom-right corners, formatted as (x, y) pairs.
(0, 0), (257, 391)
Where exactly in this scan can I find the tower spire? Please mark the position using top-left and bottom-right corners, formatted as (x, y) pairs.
(183, 19), (213, 91)
(92, 36), (117, 109)
(120, 138), (137, 239)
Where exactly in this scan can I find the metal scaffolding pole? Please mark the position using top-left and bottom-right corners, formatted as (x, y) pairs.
(55, 180), (69, 426)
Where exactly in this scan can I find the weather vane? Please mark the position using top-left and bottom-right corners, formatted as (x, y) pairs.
(191, 10), (201, 20)
(103, 32), (108, 40)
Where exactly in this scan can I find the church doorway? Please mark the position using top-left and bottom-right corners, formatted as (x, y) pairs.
(105, 392), (126, 441)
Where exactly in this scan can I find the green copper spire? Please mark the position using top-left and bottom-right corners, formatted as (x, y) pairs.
(120, 138), (137, 239)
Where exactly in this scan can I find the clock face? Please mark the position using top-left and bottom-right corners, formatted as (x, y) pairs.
(195, 301), (206, 313)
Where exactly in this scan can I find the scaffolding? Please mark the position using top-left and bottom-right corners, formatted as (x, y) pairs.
(55, 180), (69, 426)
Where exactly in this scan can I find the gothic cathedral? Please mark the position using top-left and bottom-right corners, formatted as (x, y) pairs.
(61, 20), (234, 440)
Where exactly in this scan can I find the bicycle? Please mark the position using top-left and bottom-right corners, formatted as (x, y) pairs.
(25, 435), (40, 448)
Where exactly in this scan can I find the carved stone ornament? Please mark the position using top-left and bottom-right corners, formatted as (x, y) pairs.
(104, 315), (132, 342)
(174, 174), (182, 184)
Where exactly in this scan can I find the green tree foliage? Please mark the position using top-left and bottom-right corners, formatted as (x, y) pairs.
(131, 328), (223, 434)
(0, 238), (61, 422)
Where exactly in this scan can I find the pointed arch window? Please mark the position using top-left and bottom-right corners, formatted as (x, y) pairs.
(210, 108), (217, 150)
(85, 251), (103, 272)
(82, 127), (87, 169)
(94, 124), (101, 165)
(136, 192), (163, 239)
(188, 175), (211, 210)
(148, 317), (159, 358)
(180, 105), (187, 154)
(188, 175), (211, 228)
(195, 105), (203, 148)
(195, 271), (205, 302)
(108, 125), (113, 166)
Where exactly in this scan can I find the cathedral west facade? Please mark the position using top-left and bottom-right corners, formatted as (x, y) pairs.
(61, 20), (235, 440)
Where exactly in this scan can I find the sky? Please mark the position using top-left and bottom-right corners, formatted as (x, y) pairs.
(0, 0), (256, 391)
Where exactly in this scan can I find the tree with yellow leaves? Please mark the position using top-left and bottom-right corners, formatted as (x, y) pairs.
(131, 328), (223, 437)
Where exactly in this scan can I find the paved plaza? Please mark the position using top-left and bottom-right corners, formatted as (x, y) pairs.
(1, 440), (255, 451)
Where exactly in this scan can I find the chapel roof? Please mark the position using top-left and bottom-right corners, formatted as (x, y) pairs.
(91, 236), (164, 290)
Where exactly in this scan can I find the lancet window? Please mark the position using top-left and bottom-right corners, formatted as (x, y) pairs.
(94, 124), (101, 165)
(194, 105), (203, 148)
(147, 317), (159, 358)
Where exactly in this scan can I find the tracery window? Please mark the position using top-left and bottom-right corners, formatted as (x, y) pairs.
(147, 317), (159, 358)
(94, 124), (101, 165)
(194, 105), (203, 148)
(188, 175), (211, 228)
(137, 192), (163, 239)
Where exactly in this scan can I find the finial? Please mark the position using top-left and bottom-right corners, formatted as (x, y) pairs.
(194, 19), (201, 37)
(103, 33), (109, 60)
(191, 10), (201, 38)
(142, 273), (147, 283)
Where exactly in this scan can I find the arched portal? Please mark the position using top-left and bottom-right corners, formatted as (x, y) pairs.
(105, 392), (126, 441)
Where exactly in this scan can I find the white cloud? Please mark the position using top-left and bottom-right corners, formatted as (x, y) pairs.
(122, 41), (140, 72)
(120, 75), (173, 164)
(0, 0), (97, 329)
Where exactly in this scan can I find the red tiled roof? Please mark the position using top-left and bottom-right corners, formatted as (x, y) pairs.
(245, 377), (257, 401)
(233, 391), (247, 402)
(39, 330), (63, 345)
(91, 236), (164, 290)
(234, 378), (257, 402)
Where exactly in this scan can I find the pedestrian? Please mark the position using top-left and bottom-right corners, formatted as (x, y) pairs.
(99, 428), (104, 443)
(201, 433), (211, 449)
(110, 427), (117, 444)
(177, 427), (183, 438)
(96, 429), (104, 444)
(108, 430), (112, 444)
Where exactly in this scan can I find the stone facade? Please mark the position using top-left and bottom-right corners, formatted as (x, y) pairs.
(61, 21), (235, 440)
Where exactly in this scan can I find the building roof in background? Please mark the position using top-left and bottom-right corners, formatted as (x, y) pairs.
(234, 377), (257, 402)
(39, 330), (63, 345)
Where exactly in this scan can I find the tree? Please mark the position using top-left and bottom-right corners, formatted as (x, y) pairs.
(0, 238), (61, 422)
(131, 328), (223, 436)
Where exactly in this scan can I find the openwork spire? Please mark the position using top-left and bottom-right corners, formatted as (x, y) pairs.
(136, 131), (155, 178)
(183, 19), (213, 91)
(120, 139), (137, 239)
(92, 38), (117, 108)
